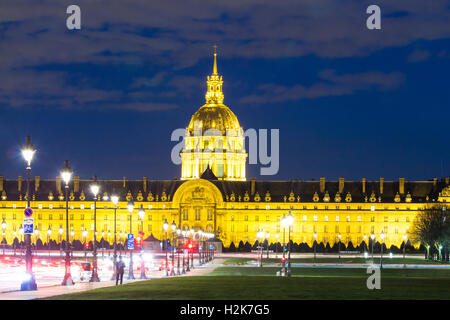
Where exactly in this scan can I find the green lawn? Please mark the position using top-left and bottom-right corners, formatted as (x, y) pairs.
(47, 266), (450, 300)
(224, 257), (445, 265)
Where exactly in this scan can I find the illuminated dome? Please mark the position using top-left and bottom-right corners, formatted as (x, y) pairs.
(181, 49), (247, 181)
(188, 103), (241, 135)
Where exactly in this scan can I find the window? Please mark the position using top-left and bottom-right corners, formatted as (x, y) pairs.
(303, 215), (307, 222)
(148, 215), (152, 221)
(81, 214), (84, 220)
(231, 216), (234, 222)
(324, 225), (328, 233)
(395, 216), (399, 222)
(335, 216), (339, 222)
(38, 204), (42, 209)
(335, 225), (339, 233)
(49, 214), (53, 220)
(80, 204), (84, 209)
(384, 216), (388, 222)
(346, 216), (350, 222)
(182, 209), (188, 221)
(255, 216), (259, 222)
(347, 206), (350, 210)
(313, 215), (318, 222)
(325, 216), (328, 222)
(207, 209), (213, 221)
(244, 225), (248, 232)
(91, 204), (95, 210)
(148, 225), (152, 232)
(195, 208), (201, 221)
(346, 226), (350, 233)
(370, 216), (375, 222)
(406, 217), (410, 222)
(244, 215), (248, 221)
(217, 164), (224, 178)
(266, 215), (270, 222)
(357, 216), (361, 222)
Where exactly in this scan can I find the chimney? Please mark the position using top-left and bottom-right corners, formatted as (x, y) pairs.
(362, 178), (366, 194)
(0, 176), (3, 191)
(320, 177), (325, 193)
(380, 177), (384, 194)
(399, 177), (405, 194)
(74, 176), (80, 193)
(446, 177), (449, 185)
(251, 177), (256, 195)
(143, 176), (147, 192)
(433, 178), (438, 187)
(56, 176), (62, 194)
(338, 177), (344, 193)
(123, 176), (126, 188)
(18, 176), (22, 192)
(35, 176), (40, 192)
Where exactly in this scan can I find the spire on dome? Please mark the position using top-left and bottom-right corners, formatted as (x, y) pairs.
(205, 46), (224, 104)
(213, 45), (218, 75)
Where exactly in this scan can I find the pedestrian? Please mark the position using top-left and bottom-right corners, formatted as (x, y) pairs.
(116, 256), (126, 285)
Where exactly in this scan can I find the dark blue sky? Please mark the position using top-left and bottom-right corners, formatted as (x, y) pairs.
(0, 1), (449, 181)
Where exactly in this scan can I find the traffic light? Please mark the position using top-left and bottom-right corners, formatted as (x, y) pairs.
(84, 242), (89, 249)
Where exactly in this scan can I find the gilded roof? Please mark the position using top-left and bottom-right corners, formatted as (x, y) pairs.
(187, 103), (241, 135)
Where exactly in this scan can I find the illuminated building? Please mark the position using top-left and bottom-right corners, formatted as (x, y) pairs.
(0, 52), (449, 250)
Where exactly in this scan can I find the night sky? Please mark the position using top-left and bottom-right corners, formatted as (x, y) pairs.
(0, 1), (449, 181)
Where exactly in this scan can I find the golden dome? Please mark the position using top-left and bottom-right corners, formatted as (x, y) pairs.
(188, 103), (241, 135)
(187, 50), (242, 135)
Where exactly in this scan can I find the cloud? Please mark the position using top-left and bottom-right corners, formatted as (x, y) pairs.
(407, 50), (431, 63)
(239, 70), (405, 104)
(0, 0), (448, 110)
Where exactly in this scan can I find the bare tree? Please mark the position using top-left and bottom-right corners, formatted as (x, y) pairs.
(409, 205), (450, 261)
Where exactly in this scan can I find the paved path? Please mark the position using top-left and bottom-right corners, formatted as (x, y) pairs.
(0, 259), (224, 300)
(0, 279), (149, 300)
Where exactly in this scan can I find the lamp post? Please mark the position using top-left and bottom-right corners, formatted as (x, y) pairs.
(338, 233), (342, 259)
(181, 229), (187, 273)
(380, 231), (385, 269)
(370, 233), (375, 260)
(190, 227), (195, 268)
(257, 230), (264, 267)
(198, 229), (204, 265)
(363, 234), (367, 256)
(127, 200), (135, 280)
(110, 195), (119, 280)
(170, 221), (176, 276)
(266, 232), (270, 259)
(285, 211), (294, 277)
(402, 234), (407, 260)
(275, 233), (279, 258)
(20, 136), (37, 291)
(313, 233), (317, 261)
(47, 226), (51, 257)
(61, 160), (74, 286)
(176, 228), (181, 275)
(163, 219), (169, 276)
(138, 205), (146, 279)
(281, 214), (286, 276)
(2, 219), (6, 256)
(89, 180), (100, 282)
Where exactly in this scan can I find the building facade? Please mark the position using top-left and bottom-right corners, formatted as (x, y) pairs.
(1, 52), (449, 249)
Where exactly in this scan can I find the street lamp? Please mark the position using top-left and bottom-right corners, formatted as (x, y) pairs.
(170, 221), (176, 276)
(370, 233), (375, 260)
(2, 219), (6, 256)
(190, 227), (195, 269)
(313, 232), (317, 261)
(61, 160), (74, 286)
(127, 200), (135, 280)
(281, 214), (287, 276)
(363, 234), (367, 255)
(20, 136), (37, 291)
(402, 234), (407, 262)
(256, 230), (264, 267)
(285, 211), (294, 277)
(138, 205), (146, 279)
(380, 231), (385, 269)
(176, 227), (181, 275)
(110, 195), (119, 280)
(275, 233), (279, 258)
(90, 179), (100, 282)
(47, 226), (51, 257)
(338, 233), (342, 259)
(163, 219), (169, 276)
(265, 232), (270, 259)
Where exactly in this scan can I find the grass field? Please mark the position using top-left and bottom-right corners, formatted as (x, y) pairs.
(47, 266), (450, 300)
(224, 257), (445, 265)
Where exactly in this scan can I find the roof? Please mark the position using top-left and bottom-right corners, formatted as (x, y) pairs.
(0, 176), (448, 203)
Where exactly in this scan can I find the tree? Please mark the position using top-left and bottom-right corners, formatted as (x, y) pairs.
(409, 205), (450, 261)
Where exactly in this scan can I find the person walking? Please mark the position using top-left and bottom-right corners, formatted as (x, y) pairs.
(116, 256), (125, 285)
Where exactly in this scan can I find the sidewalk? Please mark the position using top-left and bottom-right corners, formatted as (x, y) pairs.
(0, 279), (146, 300)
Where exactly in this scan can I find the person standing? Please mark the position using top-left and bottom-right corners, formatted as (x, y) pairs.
(116, 256), (125, 285)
